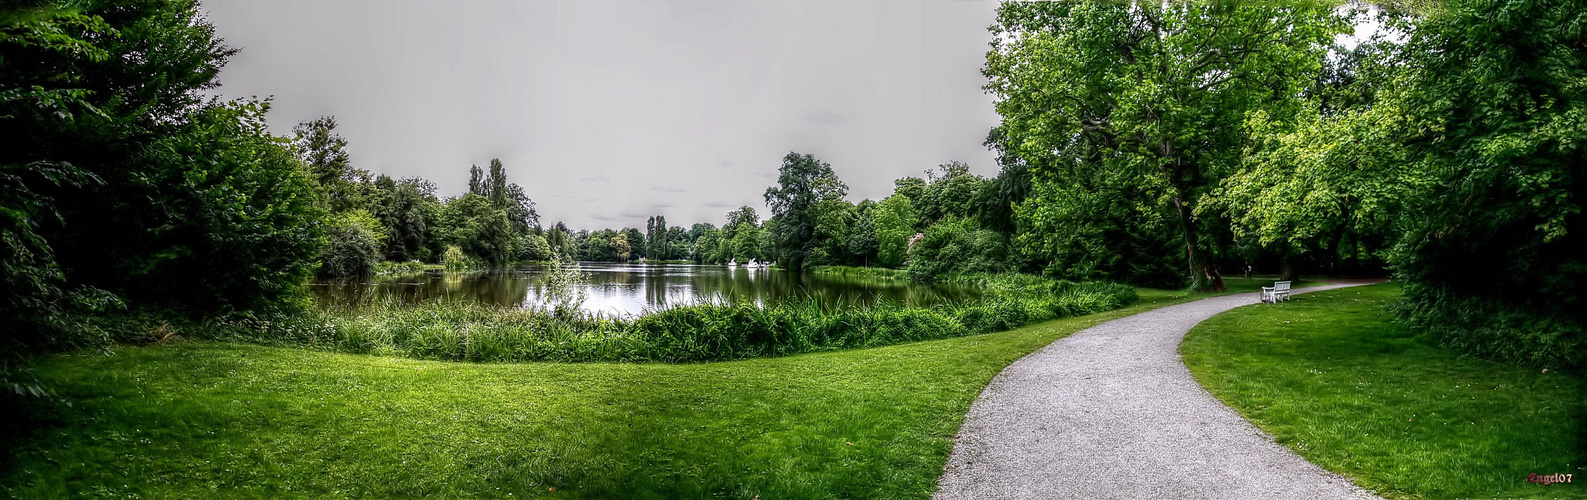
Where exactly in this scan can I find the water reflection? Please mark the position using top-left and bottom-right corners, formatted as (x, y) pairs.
(309, 262), (980, 316)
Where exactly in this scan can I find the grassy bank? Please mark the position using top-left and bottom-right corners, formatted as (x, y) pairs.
(811, 265), (907, 280)
(251, 276), (1136, 364)
(0, 278), (1304, 498)
(1182, 284), (1586, 499)
(2, 281), (1298, 499)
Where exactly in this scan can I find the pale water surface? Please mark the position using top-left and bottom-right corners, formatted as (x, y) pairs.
(309, 262), (980, 316)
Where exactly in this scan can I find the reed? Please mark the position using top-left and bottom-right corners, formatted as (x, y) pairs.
(253, 275), (1136, 363)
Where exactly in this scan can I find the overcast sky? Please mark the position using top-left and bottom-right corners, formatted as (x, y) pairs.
(201, 0), (1002, 230)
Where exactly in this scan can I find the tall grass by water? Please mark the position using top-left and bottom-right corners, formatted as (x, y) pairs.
(244, 275), (1135, 363)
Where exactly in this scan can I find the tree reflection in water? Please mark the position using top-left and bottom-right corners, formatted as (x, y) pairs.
(309, 262), (980, 316)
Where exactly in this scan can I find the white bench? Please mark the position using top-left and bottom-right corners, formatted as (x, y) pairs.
(1261, 281), (1292, 303)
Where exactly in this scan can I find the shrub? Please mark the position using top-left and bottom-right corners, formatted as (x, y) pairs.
(318, 213), (381, 278)
(442, 245), (469, 269)
(1394, 284), (1585, 370)
(906, 217), (1016, 281)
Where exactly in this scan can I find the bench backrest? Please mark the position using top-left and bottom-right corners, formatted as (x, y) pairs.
(1274, 281), (1291, 292)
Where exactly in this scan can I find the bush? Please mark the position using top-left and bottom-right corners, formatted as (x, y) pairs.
(906, 217), (1016, 281)
(318, 213), (381, 278)
(1394, 284), (1585, 370)
(442, 245), (469, 269)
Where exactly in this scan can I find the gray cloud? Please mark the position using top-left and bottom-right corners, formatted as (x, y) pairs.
(802, 109), (851, 125)
(202, 0), (1001, 230)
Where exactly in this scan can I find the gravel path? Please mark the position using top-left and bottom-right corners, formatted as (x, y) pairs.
(935, 283), (1382, 500)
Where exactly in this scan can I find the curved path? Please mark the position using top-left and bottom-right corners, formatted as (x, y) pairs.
(935, 282), (1382, 500)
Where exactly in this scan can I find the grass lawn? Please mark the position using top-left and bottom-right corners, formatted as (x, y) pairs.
(1182, 283), (1586, 499)
(0, 278), (1293, 499)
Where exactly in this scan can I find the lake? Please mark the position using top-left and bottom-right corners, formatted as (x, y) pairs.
(309, 262), (981, 316)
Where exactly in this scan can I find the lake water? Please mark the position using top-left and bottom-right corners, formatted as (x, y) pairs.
(308, 262), (981, 316)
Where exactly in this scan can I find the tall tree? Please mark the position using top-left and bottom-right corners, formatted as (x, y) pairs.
(374, 176), (440, 262)
(646, 215), (668, 260)
(1, 0), (326, 338)
(873, 194), (917, 268)
(293, 117), (373, 213)
(984, 1), (1345, 290)
(291, 117), (349, 188)
(976, 126), (1033, 237)
(811, 198), (855, 265)
(848, 209), (879, 266)
(467, 164), (484, 196)
(442, 194), (513, 266)
(1384, 0), (1586, 368)
(763, 152), (848, 271)
(610, 232), (631, 262)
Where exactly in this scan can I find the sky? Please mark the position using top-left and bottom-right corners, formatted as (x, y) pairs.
(200, 0), (1004, 230)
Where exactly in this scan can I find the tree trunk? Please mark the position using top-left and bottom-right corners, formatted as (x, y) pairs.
(1280, 255), (1298, 282)
(1173, 193), (1226, 292)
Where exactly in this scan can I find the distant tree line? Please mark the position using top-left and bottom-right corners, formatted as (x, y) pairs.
(576, 151), (1033, 282)
(291, 117), (555, 277)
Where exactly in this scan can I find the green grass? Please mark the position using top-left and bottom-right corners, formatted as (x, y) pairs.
(0, 278), (1306, 499)
(810, 265), (906, 280)
(1182, 283), (1586, 499)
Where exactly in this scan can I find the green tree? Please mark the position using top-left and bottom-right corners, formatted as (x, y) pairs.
(622, 227), (645, 260)
(577, 231), (613, 261)
(692, 228), (720, 264)
(373, 176), (440, 262)
(547, 222), (576, 259)
(441, 194), (514, 266)
(810, 197), (855, 265)
(848, 209), (879, 266)
(2, 0), (328, 326)
(732, 224), (762, 263)
(1384, 0), (1585, 368)
(976, 127), (1033, 237)
(666, 226), (687, 260)
(646, 215), (668, 260)
(892, 176), (927, 213)
(918, 161), (984, 224)
(1208, 106), (1413, 281)
(984, 1), (1345, 290)
(292, 117), (375, 214)
(717, 207), (760, 263)
(520, 232), (551, 261)
(610, 232), (632, 262)
(873, 194), (917, 267)
(442, 245), (468, 269)
(763, 152), (848, 271)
